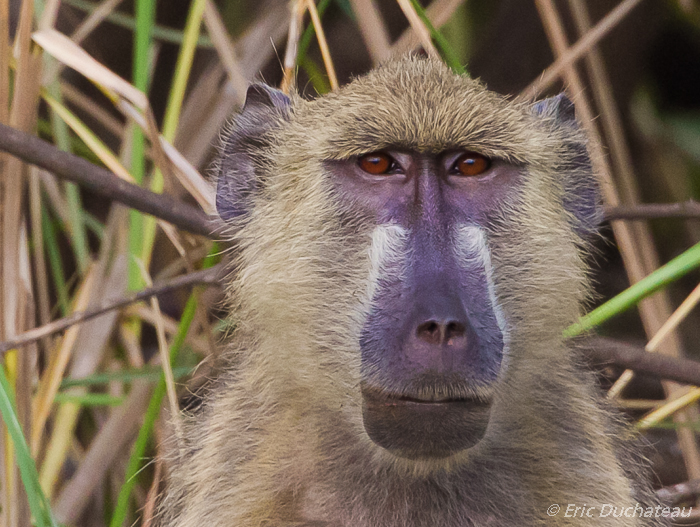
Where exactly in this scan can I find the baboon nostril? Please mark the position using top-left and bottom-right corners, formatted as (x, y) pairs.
(446, 322), (466, 341)
(416, 321), (442, 345)
(416, 320), (467, 346)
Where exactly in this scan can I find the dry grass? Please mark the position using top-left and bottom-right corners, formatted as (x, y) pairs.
(0, 0), (699, 525)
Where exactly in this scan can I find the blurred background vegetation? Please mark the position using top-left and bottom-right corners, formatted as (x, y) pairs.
(0, 0), (700, 525)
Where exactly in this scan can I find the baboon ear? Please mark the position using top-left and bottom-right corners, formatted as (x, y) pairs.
(532, 94), (602, 236)
(531, 92), (576, 121)
(217, 84), (291, 222)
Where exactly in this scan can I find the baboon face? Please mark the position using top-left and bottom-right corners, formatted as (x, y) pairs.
(217, 58), (598, 462)
(329, 152), (514, 458)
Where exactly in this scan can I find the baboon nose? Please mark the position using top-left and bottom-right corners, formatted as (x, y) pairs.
(401, 283), (475, 371)
(410, 287), (471, 351)
(416, 320), (468, 347)
(407, 299), (472, 371)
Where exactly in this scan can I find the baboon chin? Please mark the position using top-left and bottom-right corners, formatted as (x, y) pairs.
(158, 57), (667, 527)
(361, 383), (492, 459)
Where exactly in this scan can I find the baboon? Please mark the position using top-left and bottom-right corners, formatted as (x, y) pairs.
(158, 57), (666, 526)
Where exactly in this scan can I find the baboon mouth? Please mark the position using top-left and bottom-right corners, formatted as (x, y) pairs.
(361, 385), (492, 459)
(395, 395), (486, 405)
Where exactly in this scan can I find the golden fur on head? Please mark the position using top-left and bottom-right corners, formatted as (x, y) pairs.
(158, 57), (665, 527)
(286, 57), (564, 164)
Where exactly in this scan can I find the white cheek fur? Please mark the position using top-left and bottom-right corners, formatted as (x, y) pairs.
(366, 224), (409, 303)
(454, 225), (510, 360)
(359, 223), (509, 369)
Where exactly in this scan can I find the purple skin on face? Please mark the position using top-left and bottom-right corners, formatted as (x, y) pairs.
(329, 151), (521, 459)
(216, 85), (598, 461)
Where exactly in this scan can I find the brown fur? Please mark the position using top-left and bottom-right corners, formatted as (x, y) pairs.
(157, 57), (666, 526)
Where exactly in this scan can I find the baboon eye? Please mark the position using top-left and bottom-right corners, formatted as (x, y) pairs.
(358, 152), (395, 175)
(453, 152), (491, 176)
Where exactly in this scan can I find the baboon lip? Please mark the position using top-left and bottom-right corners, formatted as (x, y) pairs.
(395, 395), (487, 406)
(361, 385), (490, 407)
(361, 385), (493, 459)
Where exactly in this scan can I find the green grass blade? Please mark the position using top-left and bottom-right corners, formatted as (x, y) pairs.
(333, 0), (353, 18)
(296, 0), (332, 66)
(109, 294), (199, 527)
(41, 207), (70, 316)
(43, 91), (135, 182)
(564, 241), (700, 337)
(141, 0), (206, 269)
(63, 0), (215, 47)
(47, 79), (91, 275)
(161, 0), (207, 142)
(109, 251), (219, 526)
(83, 211), (105, 240)
(300, 55), (332, 94)
(128, 0), (156, 292)
(0, 365), (58, 527)
(440, 3), (472, 70)
(37, 118), (103, 166)
(408, 0), (466, 75)
(60, 365), (193, 389)
(54, 392), (126, 406)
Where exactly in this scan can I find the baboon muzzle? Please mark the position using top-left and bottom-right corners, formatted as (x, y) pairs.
(361, 384), (493, 459)
(359, 275), (502, 459)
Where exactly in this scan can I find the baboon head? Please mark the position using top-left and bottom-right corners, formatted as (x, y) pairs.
(216, 57), (599, 465)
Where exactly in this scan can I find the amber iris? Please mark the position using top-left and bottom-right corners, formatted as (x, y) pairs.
(455, 152), (490, 176)
(358, 152), (393, 175)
